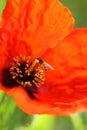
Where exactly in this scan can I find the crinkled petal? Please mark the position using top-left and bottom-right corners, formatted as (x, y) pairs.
(6, 28), (87, 115)
(8, 87), (87, 116)
(7, 85), (87, 115)
(2, 0), (75, 59)
(0, 22), (8, 76)
(35, 28), (87, 110)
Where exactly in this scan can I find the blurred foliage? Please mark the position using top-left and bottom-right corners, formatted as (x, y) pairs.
(60, 0), (87, 27)
(0, 0), (6, 16)
(0, 91), (33, 130)
(0, 0), (87, 130)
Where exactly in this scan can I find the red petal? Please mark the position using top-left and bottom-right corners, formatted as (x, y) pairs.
(35, 28), (87, 109)
(0, 25), (8, 72)
(7, 86), (87, 115)
(2, 0), (74, 59)
(5, 28), (87, 115)
(7, 86), (84, 115)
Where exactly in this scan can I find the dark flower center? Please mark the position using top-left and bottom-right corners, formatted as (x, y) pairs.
(10, 55), (47, 88)
(2, 55), (47, 98)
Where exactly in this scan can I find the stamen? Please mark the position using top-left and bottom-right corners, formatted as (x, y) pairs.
(9, 55), (48, 88)
(25, 59), (39, 75)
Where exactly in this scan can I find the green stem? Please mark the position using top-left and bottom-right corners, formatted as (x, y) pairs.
(24, 115), (54, 130)
(0, 91), (6, 106)
(70, 114), (84, 130)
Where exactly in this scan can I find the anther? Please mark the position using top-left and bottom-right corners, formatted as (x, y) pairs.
(9, 55), (48, 88)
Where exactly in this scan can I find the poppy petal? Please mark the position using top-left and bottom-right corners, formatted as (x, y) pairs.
(5, 28), (87, 115)
(2, 0), (75, 58)
(6, 86), (79, 115)
(7, 85), (87, 115)
(35, 28), (87, 110)
(0, 25), (8, 73)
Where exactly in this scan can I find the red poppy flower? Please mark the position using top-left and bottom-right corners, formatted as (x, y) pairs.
(0, 0), (87, 115)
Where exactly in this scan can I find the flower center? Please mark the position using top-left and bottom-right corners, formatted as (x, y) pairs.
(9, 55), (47, 88)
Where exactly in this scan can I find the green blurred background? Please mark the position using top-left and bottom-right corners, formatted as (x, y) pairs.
(0, 0), (87, 130)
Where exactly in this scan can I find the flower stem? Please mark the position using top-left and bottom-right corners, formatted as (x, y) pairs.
(24, 115), (54, 130)
(70, 114), (84, 130)
(0, 91), (6, 106)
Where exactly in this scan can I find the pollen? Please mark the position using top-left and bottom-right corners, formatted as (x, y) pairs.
(10, 55), (47, 88)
